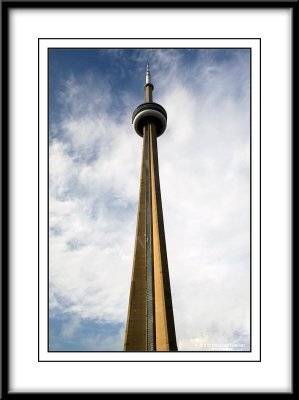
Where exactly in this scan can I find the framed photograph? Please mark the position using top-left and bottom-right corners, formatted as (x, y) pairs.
(2, 1), (294, 395)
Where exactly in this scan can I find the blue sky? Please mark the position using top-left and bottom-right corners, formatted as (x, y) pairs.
(49, 48), (250, 351)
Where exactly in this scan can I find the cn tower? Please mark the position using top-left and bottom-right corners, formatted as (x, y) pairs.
(124, 65), (177, 351)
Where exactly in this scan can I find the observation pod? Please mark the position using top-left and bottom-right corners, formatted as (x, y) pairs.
(132, 102), (167, 137)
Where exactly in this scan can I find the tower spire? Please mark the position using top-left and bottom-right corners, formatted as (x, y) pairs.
(144, 63), (154, 102)
(146, 63), (151, 84)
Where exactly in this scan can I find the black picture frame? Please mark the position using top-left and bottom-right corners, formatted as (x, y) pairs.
(1, 0), (295, 396)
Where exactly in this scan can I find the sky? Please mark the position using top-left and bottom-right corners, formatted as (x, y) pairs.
(49, 48), (250, 352)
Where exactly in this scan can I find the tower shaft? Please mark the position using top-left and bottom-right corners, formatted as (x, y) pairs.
(124, 121), (177, 351)
(124, 64), (177, 351)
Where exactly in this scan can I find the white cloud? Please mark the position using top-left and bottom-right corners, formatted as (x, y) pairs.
(49, 50), (250, 351)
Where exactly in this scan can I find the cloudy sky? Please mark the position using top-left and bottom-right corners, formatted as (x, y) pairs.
(49, 48), (250, 352)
